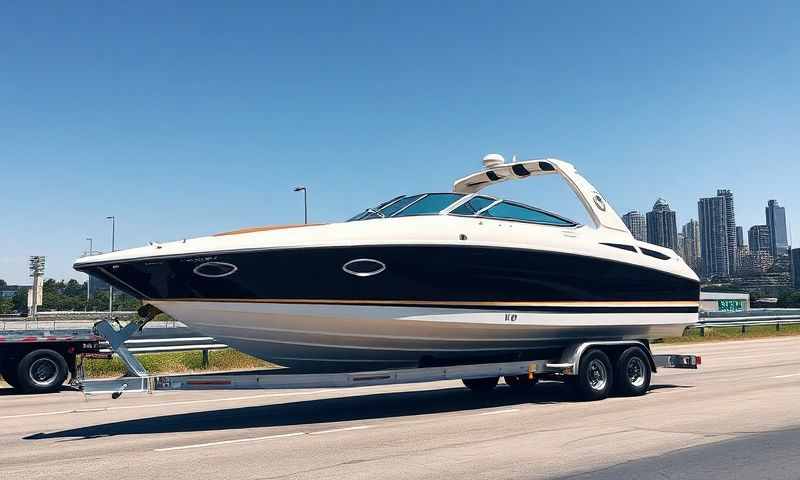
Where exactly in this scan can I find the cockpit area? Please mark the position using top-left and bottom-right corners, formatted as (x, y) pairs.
(348, 193), (577, 226)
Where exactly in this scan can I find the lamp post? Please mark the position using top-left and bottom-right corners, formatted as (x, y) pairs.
(28, 256), (45, 320)
(106, 216), (115, 315)
(293, 186), (308, 224)
(85, 237), (93, 311)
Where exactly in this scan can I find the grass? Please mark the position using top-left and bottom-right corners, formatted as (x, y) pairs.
(82, 348), (276, 378)
(659, 323), (800, 344)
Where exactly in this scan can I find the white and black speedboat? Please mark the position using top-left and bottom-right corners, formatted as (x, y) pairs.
(74, 156), (700, 372)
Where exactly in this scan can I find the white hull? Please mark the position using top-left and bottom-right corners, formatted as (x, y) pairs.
(152, 300), (696, 372)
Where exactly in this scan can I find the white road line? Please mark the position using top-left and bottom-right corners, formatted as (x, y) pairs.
(0, 389), (344, 421)
(310, 425), (371, 435)
(474, 408), (519, 416)
(771, 373), (800, 379)
(155, 432), (306, 452)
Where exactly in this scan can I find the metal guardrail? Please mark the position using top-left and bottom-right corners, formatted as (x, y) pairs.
(694, 310), (800, 336)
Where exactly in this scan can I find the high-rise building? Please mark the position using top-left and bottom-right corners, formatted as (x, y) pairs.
(622, 210), (647, 242)
(766, 200), (789, 256)
(716, 190), (738, 274)
(646, 198), (678, 250)
(736, 226), (745, 249)
(748, 225), (771, 253)
(792, 248), (800, 289)
(698, 195), (730, 278)
(681, 219), (701, 271)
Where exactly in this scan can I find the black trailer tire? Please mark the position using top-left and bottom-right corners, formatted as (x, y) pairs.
(504, 375), (537, 393)
(614, 346), (652, 397)
(16, 349), (69, 394)
(574, 349), (613, 401)
(463, 377), (499, 392)
(1, 364), (21, 390)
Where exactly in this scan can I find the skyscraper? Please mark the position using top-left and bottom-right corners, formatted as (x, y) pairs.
(792, 248), (800, 289)
(736, 226), (745, 249)
(681, 219), (701, 271)
(748, 225), (771, 253)
(716, 190), (738, 274)
(698, 196), (729, 278)
(646, 199), (678, 250)
(766, 200), (789, 256)
(622, 210), (647, 242)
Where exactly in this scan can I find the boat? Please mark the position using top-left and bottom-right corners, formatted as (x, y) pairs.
(73, 155), (700, 372)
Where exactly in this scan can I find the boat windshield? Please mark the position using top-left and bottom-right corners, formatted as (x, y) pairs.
(348, 193), (577, 226)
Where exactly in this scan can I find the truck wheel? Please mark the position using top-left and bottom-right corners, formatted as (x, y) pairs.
(463, 377), (499, 392)
(574, 349), (613, 401)
(504, 375), (537, 393)
(1, 365), (20, 390)
(16, 349), (68, 394)
(614, 346), (651, 397)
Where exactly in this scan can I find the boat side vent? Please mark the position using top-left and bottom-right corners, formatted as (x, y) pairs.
(640, 248), (671, 260)
(600, 242), (637, 253)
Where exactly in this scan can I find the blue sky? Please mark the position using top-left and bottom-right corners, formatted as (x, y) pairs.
(1, 1), (798, 283)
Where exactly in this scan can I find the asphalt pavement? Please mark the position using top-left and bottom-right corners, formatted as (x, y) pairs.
(1, 336), (799, 480)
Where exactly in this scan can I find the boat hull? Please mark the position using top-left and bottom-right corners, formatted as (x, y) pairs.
(151, 300), (696, 372)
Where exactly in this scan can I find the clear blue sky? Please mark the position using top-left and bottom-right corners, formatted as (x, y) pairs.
(1, 1), (798, 284)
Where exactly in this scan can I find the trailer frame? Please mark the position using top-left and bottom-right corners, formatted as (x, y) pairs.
(80, 319), (699, 401)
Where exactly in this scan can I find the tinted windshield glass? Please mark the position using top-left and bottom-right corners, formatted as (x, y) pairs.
(393, 193), (464, 217)
(381, 195), (423, 217)
(450, 196), (496, 215)
(481, 201), (574, 225)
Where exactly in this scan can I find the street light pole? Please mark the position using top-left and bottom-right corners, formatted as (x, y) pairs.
(85, 237), (93, 311)
(106, 216), (115, 315)
(294, 186), (308, 224)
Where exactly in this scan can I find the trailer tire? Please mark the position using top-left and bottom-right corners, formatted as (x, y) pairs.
(16, 349), (68, 394)
(504, 375), (536, 393)
(463, 377), (499, 392)
(614, 346), (651, 397)
(574, 349), (613, 401)
(1, 365), (20, 390)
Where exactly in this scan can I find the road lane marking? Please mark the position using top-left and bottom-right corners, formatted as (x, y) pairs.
(771, 373), (800, 379)
(475, 408), (519, 416)
(310, 425), (371, 435)
(155, 432), (306, 451)
(0, 389), (345, 421)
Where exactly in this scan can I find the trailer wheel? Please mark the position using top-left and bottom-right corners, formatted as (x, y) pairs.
(463, 377), (499, 392)
(1, 365), (20, 390)
(504, 375), (537, 393)
(16, 349), (68, 394)
(574, 349), (613, 401)
(614, 346), (651, 397)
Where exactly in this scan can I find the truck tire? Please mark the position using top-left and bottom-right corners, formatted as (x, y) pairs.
(1, 364), (20, 390)
(504, 375), (536, 393)
(573, 349), (613, 401)
(463, 376), (499, 392)
(614, 346), (651, 397)
(16, 349), (68, 394)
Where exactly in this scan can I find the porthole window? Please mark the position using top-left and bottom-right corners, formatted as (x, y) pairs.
(193, 262), (238, 278)
(343, 259), (386, 277)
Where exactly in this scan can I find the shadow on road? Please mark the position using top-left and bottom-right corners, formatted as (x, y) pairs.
(23, 382), (692, 441)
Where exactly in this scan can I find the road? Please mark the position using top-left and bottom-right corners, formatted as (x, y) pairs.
(1, 336), (799, 480)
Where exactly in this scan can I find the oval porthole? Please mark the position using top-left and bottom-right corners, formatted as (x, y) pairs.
(342, 258), (386, 277)
(193, 261), (238, 278)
